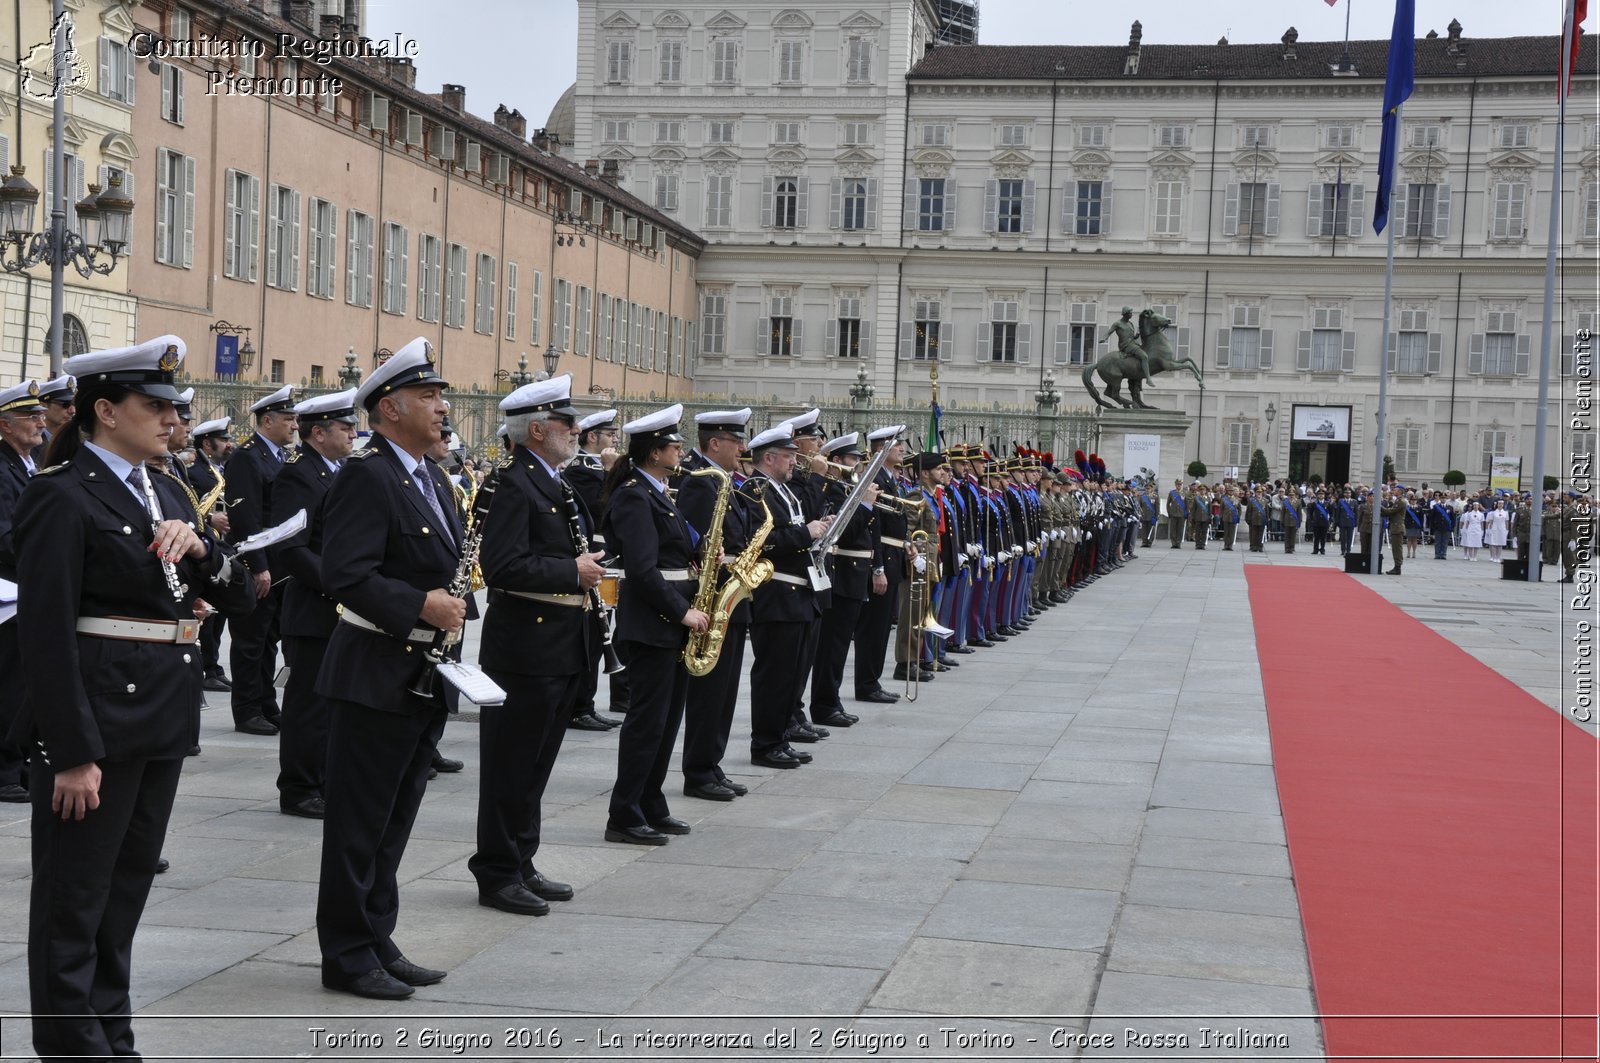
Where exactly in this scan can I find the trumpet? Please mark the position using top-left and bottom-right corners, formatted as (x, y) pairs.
(817, 459), (859, 482)
(875, 493), (928, 515)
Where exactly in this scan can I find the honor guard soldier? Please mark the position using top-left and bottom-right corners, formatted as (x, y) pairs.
(856, 425), (909, 700)
(1280, 488), (1302, 554)
(315, 338), (460, 1000)
(741, 423), (832, 769)
(1218, 486), (1242, 550)
(808, 432), (879, 729)
(1167, 479), (1188, 547)
(679, 407), (760, 801)
(15, 337), (254, 1060)
(1382, 489), (1408, 574)
(470, 375), (591, 914)
(564, 408), (624, 731)
(601, 404), (709, 845)
(894, 451), (943, 680)
(1246, 485), (1269, 552)
(777, 409), (831, 739)
(225, 383), (298, 735)
(188, 417), (235, 690)
(0, 380), (45, 801)
(270, 390), (359, 820)
(1186, 481), (1210, 549)
(32, 373), (75, 464)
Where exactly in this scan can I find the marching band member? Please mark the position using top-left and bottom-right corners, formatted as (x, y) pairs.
(856, 425), (909, 700)
(777, 409), (831, 742)
(0, 380), (45, 802)
(270, 390), (359, 819)
(807, 432), (878, 729)
(315, 339), (460, 999)
(471, 375), (592, 913)
(679, 408), (759, 800)
(14, 337), (253, 1057)
(33, 373), (75, 464)
(565, 409), (624, 731)
(601, 405), (708, 845)
(893, 451), (941, 681)
(188, 417), (234, 690)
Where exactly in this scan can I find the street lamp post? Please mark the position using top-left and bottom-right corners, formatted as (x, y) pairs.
(0, 0), (137, 375)
(337, 347), (362, 388)
(509, 352), (533, 387)
(1034, 369), (1062, 453)
(539, 343), (561, 381)
(848, 363), (874, 437)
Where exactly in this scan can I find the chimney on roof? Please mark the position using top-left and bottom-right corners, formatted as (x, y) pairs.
(441, 83), (465, 113)
(319, 14), (343, 39)
(1124, 21), (1142, 75)
(601, 159), (621, 185)
(287, 0), (316, 32)
(584, 159), (600, 176)
(385, 56), (416, 88)
(532, 127), (561, 151)
(1446, 18), (1465, 56)
(1426, 29), (1439, 39)
(1282, 27), (1298, 60)
(507, 109), (527, 138)
(494, 104), (510, 127)
(1217, 35), (1229, 46)
(343, 0), (361, 35)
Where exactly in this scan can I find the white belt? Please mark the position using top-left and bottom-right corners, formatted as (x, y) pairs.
(339, 608), (435, 643)
(831, 547), (873, 559)
(880, 536), (906, 549)
(501, 589), (588, 609)
(76, 616), (200, 644)
(769, 572), (807, 587)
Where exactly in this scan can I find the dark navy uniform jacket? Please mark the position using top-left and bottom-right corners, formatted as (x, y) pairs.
(270, 444), (339, 639)
(603, 473), (698, 649)
(740, 472), (822, 624)
(224, 433), (284, 574)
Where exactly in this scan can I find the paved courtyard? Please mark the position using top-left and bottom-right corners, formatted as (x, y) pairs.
(0, 538), (1579, 1060)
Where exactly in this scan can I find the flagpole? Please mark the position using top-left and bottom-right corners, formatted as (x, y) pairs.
(1372, 98), (1400, 576)
(1527, 0), (1576, 582)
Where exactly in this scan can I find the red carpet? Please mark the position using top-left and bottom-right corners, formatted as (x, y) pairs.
(1246, 567), (1598, 1062)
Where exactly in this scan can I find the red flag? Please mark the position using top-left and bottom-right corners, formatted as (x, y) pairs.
(1567, 0), (1590, 96)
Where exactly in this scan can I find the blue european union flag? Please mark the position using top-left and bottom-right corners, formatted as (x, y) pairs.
(1373, 0), (1416, 234)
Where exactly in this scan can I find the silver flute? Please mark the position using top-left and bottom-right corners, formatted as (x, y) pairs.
(140, 466), (188, 601)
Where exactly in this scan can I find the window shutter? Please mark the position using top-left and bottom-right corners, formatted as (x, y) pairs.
(1264, 183), (1281, 236)
(1392, 184), (1408, 237)
(1020, 180), (1036, 234)
(224, 172), (237, 276)
(1386, 332), (1398, 372)
(1062, 181), (1077, 232)
(1101, 180), (1113, 234)
(346, 211), (358, 297)
(1054, 322), (1072, 365)
(407, 111), (423, 146)
(791, 317), (803, 356)
(829, 178), (842, 229)
(161, 64), (171, 118)
(288, 189), (301, 287)
(899, 320), (914, 360)
(863, 180), (877, 230)
(182, 155), (196, 267)
(1175, 327), (1190, 359)
(398, 227), (407, 307)
(1306, 184), (1324, 237)
(1468, 332), (1484, 374)
(826, 319), (837, 356)
(1258, 329), (1273, 369)
(1427, 332), (1443, 374)
(1223, 183), (1240, 235)
(938, 322), (953, 361)
(1016, 322), (1032, 364)
(756, 316), (769, 356)
(983, 180), (998, 233)
(154, 150), (168, 262)
(760, 176), (774, 228)
(943, 181), (958, 232)
(976, 322), (991, 362)
(1514, 333), (1532, 376)
(1296, 329), (1312, 371)
(265, 185), (277, 283)
(1586, 183), (1600, 240)
(1215, 329), (1231, 369)
(175, 69), (184, 124)
(794, 178), (809, 227)
(1347, 184), (1367, 238)
(860, 319), (871, 354)
(1342, 330), (1357, 372)
(1433, 184), (1453, 238)
(99, 39), (111, 96)
(246, 177), (260, 281)
(903, 177), (919, 231)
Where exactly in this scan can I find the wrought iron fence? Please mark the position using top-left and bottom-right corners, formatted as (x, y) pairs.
(183, 376), (1099, 466)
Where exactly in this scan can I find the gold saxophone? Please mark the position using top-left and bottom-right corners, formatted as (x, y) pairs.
(682, 468), (775, 676)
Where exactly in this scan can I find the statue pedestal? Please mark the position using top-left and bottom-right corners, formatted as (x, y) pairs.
(1097, 409), (1193, 484)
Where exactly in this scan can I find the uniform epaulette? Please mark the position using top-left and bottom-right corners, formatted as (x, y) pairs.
(348, 448), (379, 460)
(496, 454), (514, 470)
(35, 461), (69, 476)
(624, 477), (639, 487)
(284, 449), (302, 464)
(238, 437), (255, 450)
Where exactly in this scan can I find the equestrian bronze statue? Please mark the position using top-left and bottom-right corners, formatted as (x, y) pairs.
(1083, 308), (1203, 410)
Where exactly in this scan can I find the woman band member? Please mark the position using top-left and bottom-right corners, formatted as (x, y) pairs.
(601, 404), (709, 845)
(14, 337), (253, 1062)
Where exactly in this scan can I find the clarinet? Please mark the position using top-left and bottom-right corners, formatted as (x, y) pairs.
(561, 479), (624, 675)
(408, 471), (494, 700)
(140, 466), (188, 602)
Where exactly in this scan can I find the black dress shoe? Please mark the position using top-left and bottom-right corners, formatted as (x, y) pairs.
(0, 783), (29, 802)
(891, 665), (933, 682)
(751, 748), (803, 769)
(427, 767), (439, 780)
(784, 726), (822, 743)
(969, 638), (995, 648)
(685, 781), (737, 801)
(385, 955), (447, 986)
(323, 968), (414, 1000)
(431, 755), (463, 773)
(716, 777), (748, 796)
(937, 657), (960, 668)
(649, 815), (691, 835)
(814, 711), (857, 728)
(479, 882), (550, 916)
(595, 713), (623, 729)
(202, 676), (232, 693)
(783, 745), (813, 764)
(856, 689), (899, 704)
(525, 871), (574, 901)
(262, 707), (282, 724)
(998, 626), (1021, 637)
(605, 823), (669, 845)
(987, 633), (1010, 642)
(155, 857), (170, 874)
(948, 645), (976, 654)
(281, 796), (326, 819)
(568, 713), (611, 732)
(235, 715), (278, 736)
(185, 744), (201, 757)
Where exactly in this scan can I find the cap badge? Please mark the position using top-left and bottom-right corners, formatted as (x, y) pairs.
(158, 345), (180, 373)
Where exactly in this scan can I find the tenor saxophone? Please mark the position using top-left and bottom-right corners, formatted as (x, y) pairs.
(682, 468), (775, 676)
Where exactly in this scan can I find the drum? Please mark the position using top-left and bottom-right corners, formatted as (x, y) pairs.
(597, 569), (624, 608)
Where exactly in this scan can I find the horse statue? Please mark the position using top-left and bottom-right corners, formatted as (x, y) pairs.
(1081, 309), (1204, 410)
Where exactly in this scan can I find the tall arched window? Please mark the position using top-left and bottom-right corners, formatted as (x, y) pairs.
(58, 314), (90, 359)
